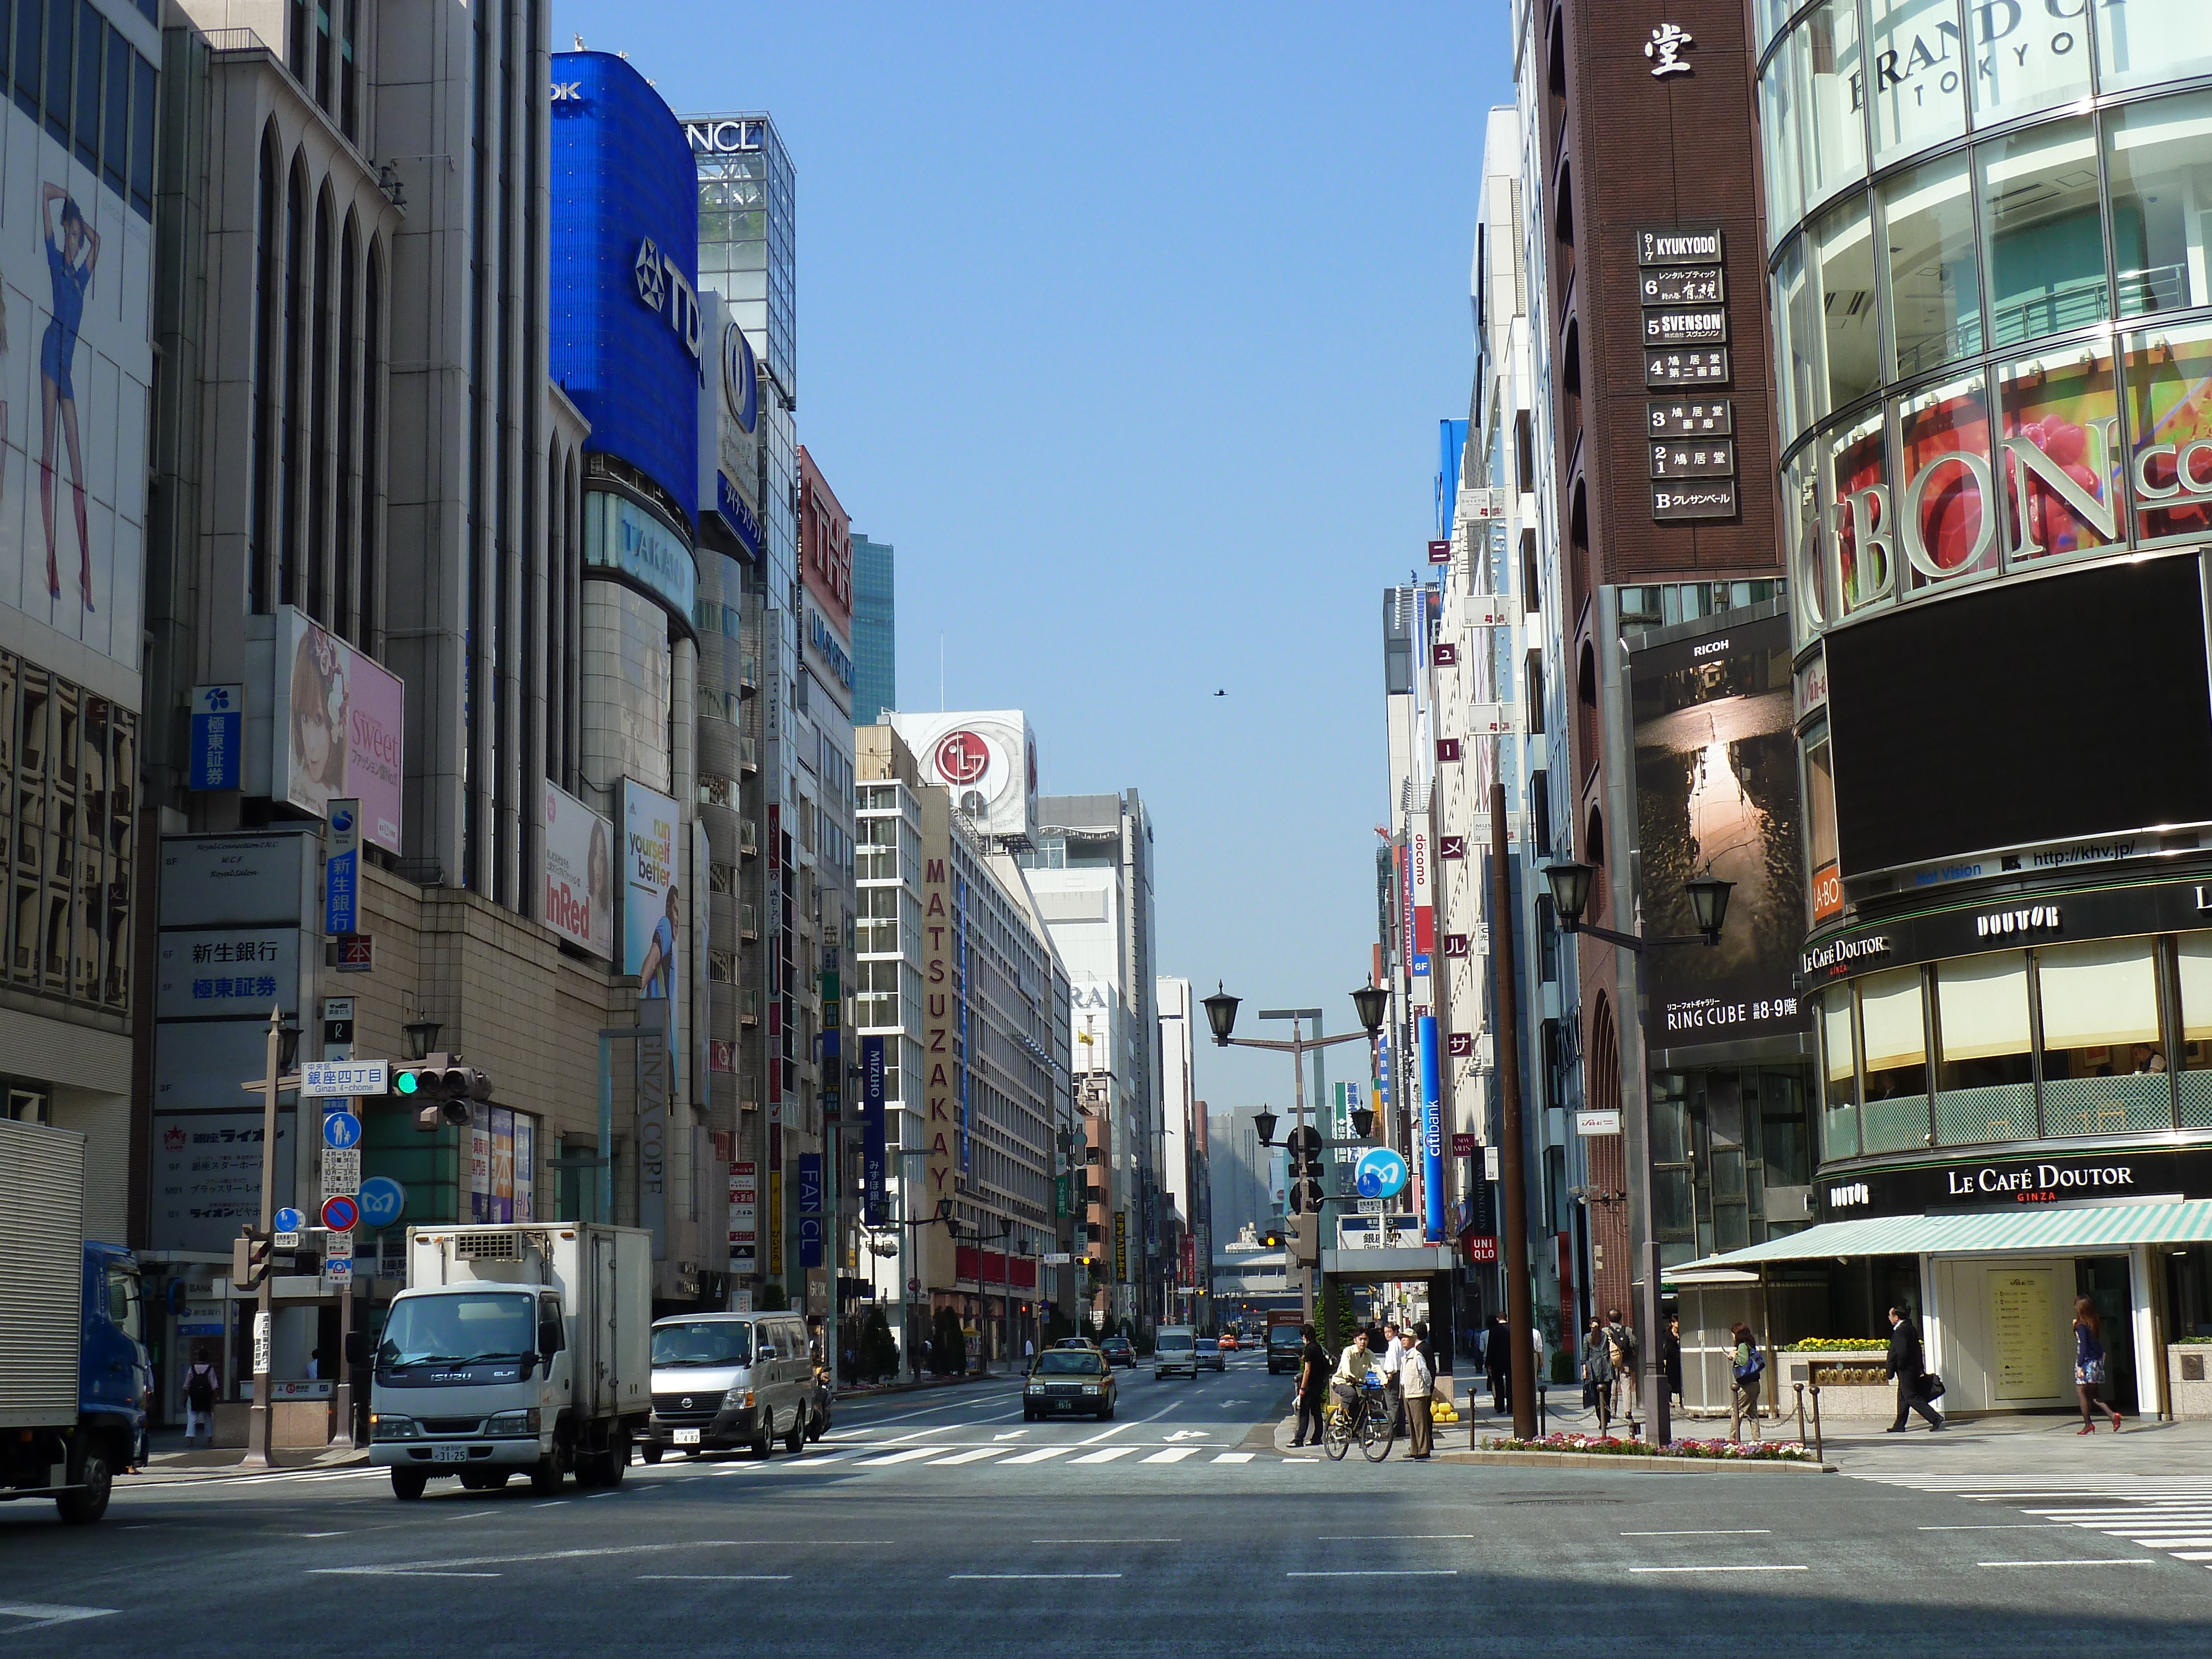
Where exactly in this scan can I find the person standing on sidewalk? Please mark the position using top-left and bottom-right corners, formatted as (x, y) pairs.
(2073, 1297), (2120, 1434)
(182, 1346), (220, 1449)
(1484, 1312), (1512, 1415)
(1602, 1308), (1640, 1429)
(1582, 1316), (1615, 1434)
(1292, 1323), (1329, 1449)
(1884, 1305), (1944, 1433)
(1663, 1315), (1684, 1408)
(1726, 1322), (1765, 1442)
(1380, 1322), (1407, 1436)
(1402, 1333), (1436, 1458)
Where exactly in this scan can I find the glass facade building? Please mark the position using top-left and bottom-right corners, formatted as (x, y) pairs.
(852, 533), (896, 726)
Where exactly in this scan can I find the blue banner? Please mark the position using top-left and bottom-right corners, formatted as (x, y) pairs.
(797, 1151), (823, 1269)
(189, 684), (242, 790)
(1417, 1015), (1445, 1244)
(860, 1035), (886, 1225)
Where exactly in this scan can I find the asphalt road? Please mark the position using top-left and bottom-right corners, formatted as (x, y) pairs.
(5, 1352), (2211, 1655)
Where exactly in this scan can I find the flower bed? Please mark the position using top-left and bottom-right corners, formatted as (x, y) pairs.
(1480, 1431), (1818, 1463)
(1781, 1338), (1892, 1352)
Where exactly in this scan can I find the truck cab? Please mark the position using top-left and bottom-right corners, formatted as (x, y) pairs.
(0, 1240), (149, 1525)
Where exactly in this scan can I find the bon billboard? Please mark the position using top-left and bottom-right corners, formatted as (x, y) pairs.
(550, 51), (700, 526)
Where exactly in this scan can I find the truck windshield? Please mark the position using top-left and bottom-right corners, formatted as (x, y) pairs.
(378, 1292), (536, 1366)
(652, 1322), (752, 1367)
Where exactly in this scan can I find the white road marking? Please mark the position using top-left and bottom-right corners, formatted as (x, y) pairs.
(926, 1448), (1007, 1466)
(858, 1446), (950, 1467)
(1029, 1538), (1180, 1544)
(637, 1575), (792, 1582)
(298, 1531), (350, 1538)
(1918, 1525), (2070, 1531)
(1286, 1570), (1458, 1578)
(1621, 1529), (1771, 1537)
(1978, 1560), (2153, 1568)
(994, 1431), (1028, 1441)
(0, 1605), (118, 1631)
(997, 1448), (1072, 1465)
(1318, 1534), (1472, 1541)
(1627, 1566), (1807, 1575)
(1212, 1453), (1255, 1464)
(1075, 1423), (1130, 1446)
(1140, 1448), (1200, 1464)
(1068, 1447), (1138, 1465)
(948, 1573), (1121, 1581)
(309, 1540), (760, 1575)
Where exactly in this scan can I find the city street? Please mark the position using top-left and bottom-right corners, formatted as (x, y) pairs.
(6, 1354), (2212, 1655)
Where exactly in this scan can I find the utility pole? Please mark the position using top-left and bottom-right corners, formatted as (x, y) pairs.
(1490, 782), (1537, 1439)
(243, 1006), (285, 1469)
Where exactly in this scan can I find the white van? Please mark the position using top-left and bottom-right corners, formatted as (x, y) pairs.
(640, 1312), (822, 1461)
(1154, 1324), (1197, 1379)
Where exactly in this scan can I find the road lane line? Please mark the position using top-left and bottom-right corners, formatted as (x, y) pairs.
(1068, 1447), (1138, 1465)
(1030, 1538), (1180, 1544)
(1918, 1525), (2070, 1531)
(1285, 1571), (1458, 1578)
(948, 1573), (1121, 1581)
(1627, 1566), (1808, 1575)
(1620, 1530), (1770, 1537)
(1317, 1535), (1472, 1541)
(1075, 1424), (1130, 1446)
(0, 1605), (118, 1631)
(638, 1575), (792, 1582)
(1977, 1560), (2154, 1568)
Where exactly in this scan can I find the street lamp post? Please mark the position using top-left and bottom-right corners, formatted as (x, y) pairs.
(1201, 985), (1390, 1321)
(1541, 859), (1732, 1448)
(241, 1006), (301, 1469)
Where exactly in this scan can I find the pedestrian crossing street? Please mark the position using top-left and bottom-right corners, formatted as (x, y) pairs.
(1855, 1472), (2212, 1572)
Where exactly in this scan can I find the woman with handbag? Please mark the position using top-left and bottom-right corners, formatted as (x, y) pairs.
(1727, 1322), (1764, 1442)
(2074, 1297), (2121, 1434)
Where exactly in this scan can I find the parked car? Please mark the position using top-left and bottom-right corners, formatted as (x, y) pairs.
(1100, 1336), (1136, 1369)
(1197, 1337), (1225, 1373)
(1024, 1349), (1117, 1420)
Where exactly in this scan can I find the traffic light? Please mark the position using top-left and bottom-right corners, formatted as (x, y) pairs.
(394, 1051), (493, 1130)
(1288, 1178), (1324, 1215)
(232, 1227), (273, 1291)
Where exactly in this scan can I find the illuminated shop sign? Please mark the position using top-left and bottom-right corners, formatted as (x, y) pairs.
(1815, 1146), (2212, 1222)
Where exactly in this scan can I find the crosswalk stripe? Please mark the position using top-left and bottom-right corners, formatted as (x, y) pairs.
(1856, 1472), (2212, 1573)
(859, 1447), (950, 1467)
(1141, 1449), (1199, 1464)
(997, 1448), (1071, 1465)
(1069, 1448), (1138, 1465)
(1212, 1453), (1255, 1464)
(927, 1449), (1006, 1466)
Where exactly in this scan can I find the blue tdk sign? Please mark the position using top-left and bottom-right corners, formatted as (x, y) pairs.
(549, 51), (700, 529)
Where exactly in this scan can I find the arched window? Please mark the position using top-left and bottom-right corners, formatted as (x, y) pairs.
(337, 211), (359, 642)
(279, 155), (307, 609)
(307, 184), (335, 625)
(251, 124), (281, 612)
(360, 236), (383, 653)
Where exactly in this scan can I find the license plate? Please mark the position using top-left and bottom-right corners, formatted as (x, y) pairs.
(674, 1428), (701, 1446)
(430, 1445), (469, 1463)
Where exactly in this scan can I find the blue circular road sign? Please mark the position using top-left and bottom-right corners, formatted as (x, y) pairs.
(273, 1207), (304, 1234)
(1354, 1147), (1410, 1201)
(357, 1176), (406, 1228)
(322, 1110), (362, 1150)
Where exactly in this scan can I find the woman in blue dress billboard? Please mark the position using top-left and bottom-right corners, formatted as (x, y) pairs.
(36, 183), (97, 612)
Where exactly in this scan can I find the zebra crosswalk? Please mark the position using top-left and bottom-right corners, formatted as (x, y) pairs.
(1855, 1472), (2212, 1572)
(638, 1443), (1265, 1479)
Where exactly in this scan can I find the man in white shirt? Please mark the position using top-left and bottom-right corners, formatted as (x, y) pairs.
(1380, 1323), (1407, 1437)
(1400, 1337), (1435, 1458)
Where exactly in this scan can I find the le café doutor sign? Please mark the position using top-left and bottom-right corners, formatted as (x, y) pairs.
(1819, 1146), (2212, 1221)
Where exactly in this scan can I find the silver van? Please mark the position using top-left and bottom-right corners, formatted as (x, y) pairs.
(641, 1312), (821, 1461)
(1154, 1324), (1197, 1379)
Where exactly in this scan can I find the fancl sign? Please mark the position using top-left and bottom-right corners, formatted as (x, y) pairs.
(685, 118), (768, 154)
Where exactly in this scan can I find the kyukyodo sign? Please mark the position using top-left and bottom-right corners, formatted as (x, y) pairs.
(1791, 335), (2212, 637)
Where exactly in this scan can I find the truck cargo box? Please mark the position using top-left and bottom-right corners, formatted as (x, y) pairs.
(0, 1120), (86, 1429)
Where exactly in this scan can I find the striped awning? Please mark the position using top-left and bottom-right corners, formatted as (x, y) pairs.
(1673, 1199), (2212, 1274)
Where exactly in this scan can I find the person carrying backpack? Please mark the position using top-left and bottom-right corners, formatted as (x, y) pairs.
(1728, 1322), (1765, 1441)
(1582, 1316), (1615, 1433)
(183, 1346), (221, 1448)
(1603, 1308), (1640, 1428)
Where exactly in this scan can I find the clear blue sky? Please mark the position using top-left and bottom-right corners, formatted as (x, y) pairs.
(556, 1), (1515, 1121)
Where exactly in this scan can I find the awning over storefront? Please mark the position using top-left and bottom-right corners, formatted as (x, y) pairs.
(1674, 1199), (2212, 1274)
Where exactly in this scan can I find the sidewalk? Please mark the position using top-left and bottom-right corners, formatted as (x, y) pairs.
(131, 1430), (368, 1484)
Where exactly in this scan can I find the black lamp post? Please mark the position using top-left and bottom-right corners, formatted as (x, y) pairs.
(1537, 859), (1736, 1447)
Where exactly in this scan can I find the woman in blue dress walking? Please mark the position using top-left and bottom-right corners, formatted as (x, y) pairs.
(39, 184), (98, 612)
(2073, 1296), (2121, 1434)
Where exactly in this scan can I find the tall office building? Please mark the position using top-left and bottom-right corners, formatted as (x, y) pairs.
(850, 532), (895, 727)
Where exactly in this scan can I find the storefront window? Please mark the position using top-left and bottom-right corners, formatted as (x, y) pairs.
(1776, 238), (1822, 443)
(1996, 343), (2121, 565)
(1828, 408), (1892, 613)
(1814, 194), (1882, 417)
(1787, 449), (1829, 640)
(2121, 325), (2212, 548)
(1897, 369), (1998, 588)
(1794, 2), (1869, 208)
(1934, 950), (2034, 1144)
(1859, 967), (1931, 1151)
(1761, 46), (1806, 239)
(2037, 937), (2172, 1134)
(1881, 150), (1983, 379)
(2095, 0), (2212, 94)
(1804, 732), (1841, 924)
(2174, 932), (2212, 1128)
(1978, 118), (2109, 349)
(2105, 92), (2212, 320)
(1966, 0), (2091, 129)
(1821, 989), (1859, 1158)
(1761, 1071), (1814, 1188)
(1866, 0), (1968, 166)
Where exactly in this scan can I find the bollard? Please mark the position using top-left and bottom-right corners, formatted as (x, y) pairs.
(1809, 1383), (1823, 1465)
(1538, 1381), (1548, 1437)
(1794, 1380), (1806, 1445)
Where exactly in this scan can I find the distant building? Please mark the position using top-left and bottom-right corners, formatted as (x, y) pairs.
(852, 533), (896, 726)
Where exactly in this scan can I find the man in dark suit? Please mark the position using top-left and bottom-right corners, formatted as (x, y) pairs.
(1484, 1312), (1513, 1415)
(1885, 1305), (1944, 1432)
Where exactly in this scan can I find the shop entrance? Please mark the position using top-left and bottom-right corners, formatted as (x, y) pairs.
(2075, 1255), (2136, 1417)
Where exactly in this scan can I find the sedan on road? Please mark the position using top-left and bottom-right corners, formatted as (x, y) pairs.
(1023, 1349), (1118, 1420)
(1197, 1337), (1225, 1373)
(1218, 1332), (1238, 1351)
(1100, 1337), (1136, 1369)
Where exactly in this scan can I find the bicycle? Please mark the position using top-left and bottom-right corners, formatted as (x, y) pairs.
(1322, 1378), (1395, 1462)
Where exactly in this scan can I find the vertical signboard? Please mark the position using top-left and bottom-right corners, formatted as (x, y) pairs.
(273, 611), (405, 852)
(797, 1152), (823, 1269)
(637, 994), (671, 1259)
(469, 1103), (491, 1222)
(728, 1160), (758, 1274)
(623, 779), (683, 1051)
(542, 780), (614, 958)
(190, 685), (244, 790)
(1113, 1209), (1128, 1284)
(491, 1107), (515, 1223)
(324, 799), (360, 936)
(1417, 1015), (1446, 1244)
(860, 1034), (886, 1225)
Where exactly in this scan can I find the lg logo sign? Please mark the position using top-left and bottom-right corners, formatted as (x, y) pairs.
(633, 236), (701, 361)
(935, 731), (990, 788)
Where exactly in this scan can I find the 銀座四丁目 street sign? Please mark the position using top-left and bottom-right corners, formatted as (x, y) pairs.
(301, 1060), (389, 1098)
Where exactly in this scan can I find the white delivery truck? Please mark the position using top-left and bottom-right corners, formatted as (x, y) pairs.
(369, 1223), (651, 1499)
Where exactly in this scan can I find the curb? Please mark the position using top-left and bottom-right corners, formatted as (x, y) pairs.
(126, 1451), (373, 1486)
(1436, 1447), (1836, 1473)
